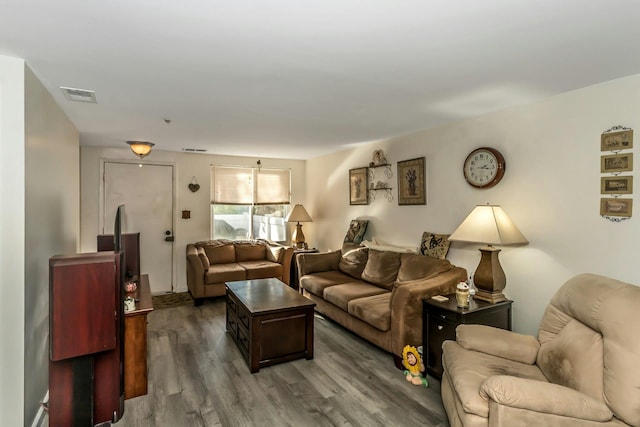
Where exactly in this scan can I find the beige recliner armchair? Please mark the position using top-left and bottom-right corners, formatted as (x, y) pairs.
(441, 273), (640, 427)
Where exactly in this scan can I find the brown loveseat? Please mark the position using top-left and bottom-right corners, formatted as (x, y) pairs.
(441, 273), (640, 427)
(297, 247), (467, 361)
(186, 240), (294, 305)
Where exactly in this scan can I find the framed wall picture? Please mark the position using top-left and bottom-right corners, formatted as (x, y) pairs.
(601, 153), (633, 173)
(600, 198), (633, 217)
(349, 167), (369, 205)
(601, 129), (633, 151)
(601, 176), (633, 194)
(397, 157), (426, 205)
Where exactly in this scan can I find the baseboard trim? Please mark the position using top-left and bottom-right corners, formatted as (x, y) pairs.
(30, 390), (48, 427)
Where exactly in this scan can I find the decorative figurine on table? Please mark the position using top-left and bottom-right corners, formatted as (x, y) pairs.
(402, 345), (428, 387)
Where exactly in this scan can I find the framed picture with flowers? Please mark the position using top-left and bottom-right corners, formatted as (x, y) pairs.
(397, 157), (426, 205)
(349, 167), (369, 205)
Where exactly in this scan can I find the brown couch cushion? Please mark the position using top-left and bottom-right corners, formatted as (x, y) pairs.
(300, 270), (353, 297)
(202, 242), (236, 264)
(348, 293), (391, 332)
(323, 282), (388, 311)
(237, 260), (283, 280)
(197, 246), (210, 269)
(338, 247), (369, 279)
(235, 242), (267, 261)
(397, 253), (453, 282)
(205, 263), (246, 284)
(360, 250), (401, 290)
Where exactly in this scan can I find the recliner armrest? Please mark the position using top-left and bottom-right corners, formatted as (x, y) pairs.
(480, 375), (613, 422)
(456, 324), (539, 364)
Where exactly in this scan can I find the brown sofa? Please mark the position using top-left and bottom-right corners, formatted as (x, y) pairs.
(441, 273), (640, 427)
(186, 240), (294, 305)
(297, 247), (467, 360)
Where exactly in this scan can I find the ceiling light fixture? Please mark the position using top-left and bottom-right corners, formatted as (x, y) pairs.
(127, 141), (155, 159)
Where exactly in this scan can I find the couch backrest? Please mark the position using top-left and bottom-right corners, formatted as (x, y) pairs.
(196, 240), (236, 264)
(536, 273), (640, 426)
(396, 253), (453, 282)
(234, 241), (267, 261)
(360, 250), (401, 290)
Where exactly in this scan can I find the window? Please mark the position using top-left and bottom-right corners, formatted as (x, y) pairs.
(211, 166), (291, 242)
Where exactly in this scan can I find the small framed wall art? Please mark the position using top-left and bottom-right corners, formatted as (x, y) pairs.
(600, 198), (633, 217)
(349, 167), (369, 205)
(601, 153), (633, 173)
(397, 157), (426, 205)
(601, 129), (633, 151)
(601, 176), (633, 195)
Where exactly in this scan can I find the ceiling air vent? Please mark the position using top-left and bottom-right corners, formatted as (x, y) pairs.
(182, 148), (207, 153)
(60, 86), (97, 103)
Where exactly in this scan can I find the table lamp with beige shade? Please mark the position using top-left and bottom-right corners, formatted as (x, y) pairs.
(285, 204), (313, 249)
(448, 204), (528, 303)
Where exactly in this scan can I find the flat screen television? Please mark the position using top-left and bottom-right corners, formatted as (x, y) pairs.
(97, 205), (141, 281)
(114, 204), (123, 252)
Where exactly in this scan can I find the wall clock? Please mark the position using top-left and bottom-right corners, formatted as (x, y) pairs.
(463, 147), (505, 189)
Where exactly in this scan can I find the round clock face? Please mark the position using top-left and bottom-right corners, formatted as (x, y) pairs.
(463, 147), (505, 188)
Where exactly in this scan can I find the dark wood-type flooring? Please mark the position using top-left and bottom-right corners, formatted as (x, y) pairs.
(115, 297), (450, 427)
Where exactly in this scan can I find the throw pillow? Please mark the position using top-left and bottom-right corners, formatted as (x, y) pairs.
(266, 246), (283, 263)
(362, 238), (418, 253)
(344, 219), (369, 244)
(338, 247), (369, 279)
(361, 250), (401, 290)
(419, 232), (451, 259)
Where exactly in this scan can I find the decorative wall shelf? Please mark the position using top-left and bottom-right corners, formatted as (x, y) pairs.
(368, 163), (393, 180)
(368, 187), (393, 202)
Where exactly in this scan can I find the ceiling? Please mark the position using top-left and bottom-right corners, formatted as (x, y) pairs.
(2, 1), (640, 160)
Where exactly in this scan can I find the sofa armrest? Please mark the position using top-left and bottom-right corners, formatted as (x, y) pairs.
(186, 244), (206, 298)
(480, 375), (613, 422)
(456, 324), (540, 364)
(297, 250), (341, 276)
(278, 246), (294, 286)
(390, 266), (467, 356)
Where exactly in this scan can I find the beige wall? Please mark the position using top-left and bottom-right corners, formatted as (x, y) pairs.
(0, 55), (26, 427)
(306, 72), (640, 335)
(24, 65), (80, 424)
(80, 147), (306, 292)
(0, 56), (79, 427)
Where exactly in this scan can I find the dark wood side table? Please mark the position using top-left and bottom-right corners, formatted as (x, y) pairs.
(289, 248), (318, 291)
(422, 295), (512, 379)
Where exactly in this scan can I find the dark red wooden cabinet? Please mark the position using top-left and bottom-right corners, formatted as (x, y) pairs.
(49, 252), (125, 426)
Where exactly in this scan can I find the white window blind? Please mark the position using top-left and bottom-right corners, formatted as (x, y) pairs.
(211, 166), (253, 204)
(211, 166), (290, 205)
(255, 169), (290, 205)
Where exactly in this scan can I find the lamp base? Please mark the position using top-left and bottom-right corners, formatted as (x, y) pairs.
(474, 289), (507, 304)
(292, 222), (306, 249)
(472, 245), (507, 304)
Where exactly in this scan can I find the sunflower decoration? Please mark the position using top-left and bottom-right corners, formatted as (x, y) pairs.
(402, 345), (428, 387)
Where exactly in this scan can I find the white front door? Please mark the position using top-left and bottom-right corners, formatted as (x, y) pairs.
(103, 162), (174, 294)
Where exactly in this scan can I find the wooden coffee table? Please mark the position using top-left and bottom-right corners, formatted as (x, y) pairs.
(225, 278), (316, 373)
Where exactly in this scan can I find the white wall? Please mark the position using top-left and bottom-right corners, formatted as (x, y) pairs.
(24, 65), (80, 424)
(306, 73), (640, 335)
(80, 148), (306, 292)
(0, 55), (26, 427)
